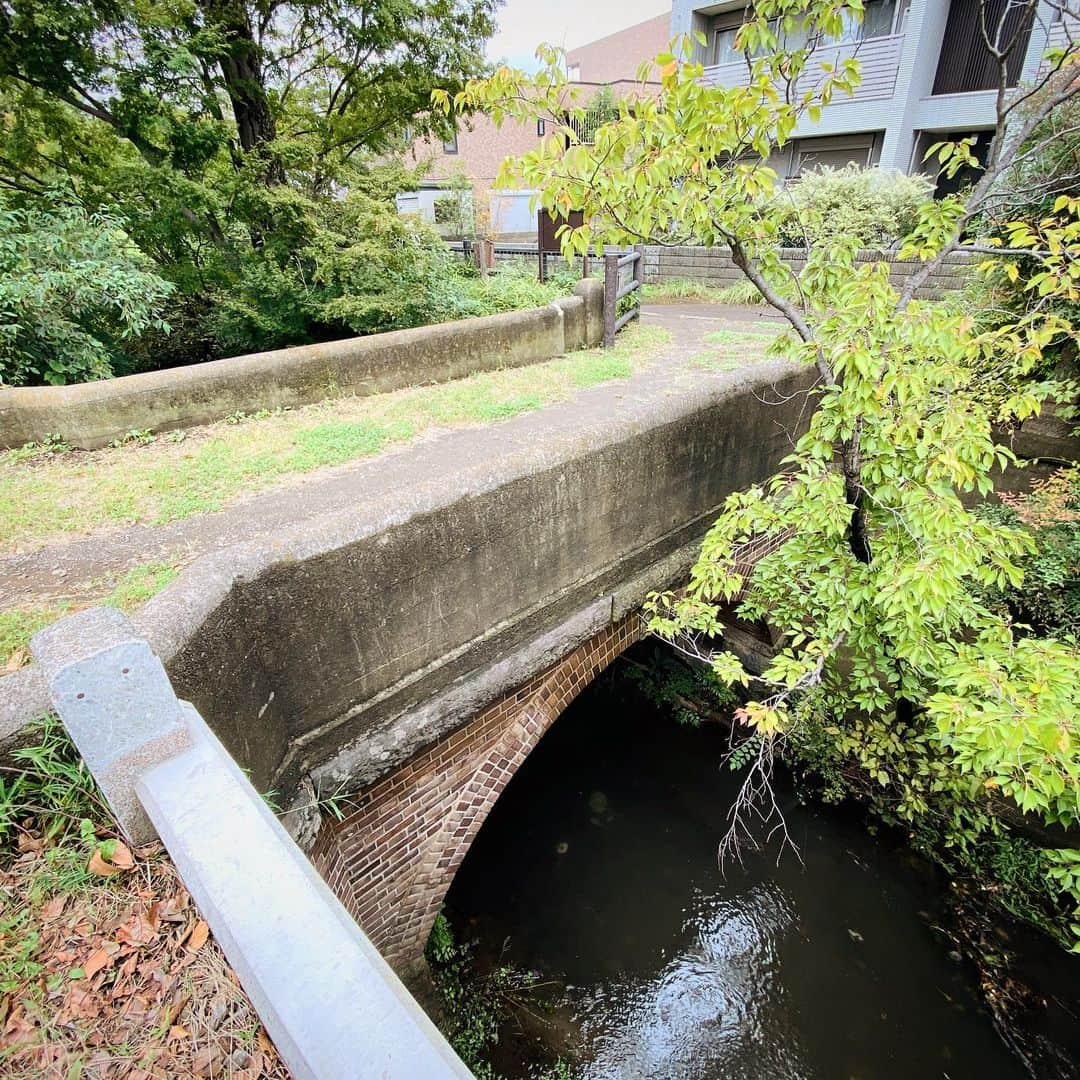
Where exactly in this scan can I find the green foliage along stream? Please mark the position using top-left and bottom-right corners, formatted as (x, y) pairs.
(0, 0), (501, 383)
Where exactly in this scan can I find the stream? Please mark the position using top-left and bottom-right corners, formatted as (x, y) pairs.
(443, 645), (1079, 1079)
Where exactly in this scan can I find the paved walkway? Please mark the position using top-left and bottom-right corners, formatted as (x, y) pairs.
(0, 304), (787, 612)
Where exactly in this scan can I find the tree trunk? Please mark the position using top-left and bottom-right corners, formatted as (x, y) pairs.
(201, 0), (284, 184)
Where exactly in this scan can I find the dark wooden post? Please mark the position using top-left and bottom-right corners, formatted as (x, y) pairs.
(633, 244), (645, 295)
(603, 252), (619, 348)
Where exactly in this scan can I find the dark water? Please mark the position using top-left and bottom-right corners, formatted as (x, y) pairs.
(445, 656), (1040, 1080)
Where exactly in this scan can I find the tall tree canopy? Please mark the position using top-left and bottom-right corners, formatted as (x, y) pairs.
(0, 1), (498, 369)
(448, 1), (1080, 946)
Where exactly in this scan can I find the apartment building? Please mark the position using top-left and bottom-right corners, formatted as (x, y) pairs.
(669, 0), (1071, 181)
(398, 13), (669, 239)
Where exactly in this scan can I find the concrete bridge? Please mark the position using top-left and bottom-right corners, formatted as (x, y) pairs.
(1, 314), (811, 1073)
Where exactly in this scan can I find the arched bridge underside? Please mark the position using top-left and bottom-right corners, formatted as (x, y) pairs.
(312, 613), (643, 973)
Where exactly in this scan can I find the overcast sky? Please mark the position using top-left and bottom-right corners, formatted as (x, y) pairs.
(486, 0), (672, 71)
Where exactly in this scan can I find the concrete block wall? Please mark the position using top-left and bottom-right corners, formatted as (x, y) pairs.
(642, 246), (974, 300)
(311, 613), (644, 974)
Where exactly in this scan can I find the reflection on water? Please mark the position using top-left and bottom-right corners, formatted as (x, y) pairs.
(573, 885), (807, 1080)
(446, 647), (1030, 1080)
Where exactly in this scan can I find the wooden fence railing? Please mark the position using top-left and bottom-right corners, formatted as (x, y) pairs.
(604, 246), (644, 348)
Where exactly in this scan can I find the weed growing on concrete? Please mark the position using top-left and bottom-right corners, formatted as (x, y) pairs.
(6, 434), (72, 463)
(0, 562), (178, 671)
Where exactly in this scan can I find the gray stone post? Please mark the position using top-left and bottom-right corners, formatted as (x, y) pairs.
(31, 607), (191, 845)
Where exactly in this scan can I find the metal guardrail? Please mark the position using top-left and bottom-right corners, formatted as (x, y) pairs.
(604, 246), (645, 348)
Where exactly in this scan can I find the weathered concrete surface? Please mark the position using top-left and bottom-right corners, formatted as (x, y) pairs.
(140, 703), (472, 1079)
(1, 338), (812, 801)
(0, 284), (603, 450)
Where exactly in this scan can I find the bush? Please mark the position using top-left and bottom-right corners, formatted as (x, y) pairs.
(775, 165), (935, 249)
(457, 259), (573, 314)
(977, 468), (1080, 638)
(205, 193), (467, 355)
(0, 201), (173, 386)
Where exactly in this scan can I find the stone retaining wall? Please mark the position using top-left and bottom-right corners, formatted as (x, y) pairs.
(642, 246), (974, 300)
(0, 283), (604, 450)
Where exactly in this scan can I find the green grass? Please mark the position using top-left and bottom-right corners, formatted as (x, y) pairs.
(644, 278), (732, 303)
(0, 325), (669, 555)
(644, 276), (773, 306)
(1, 562), (179, 669)
(687, 324), (787, 373)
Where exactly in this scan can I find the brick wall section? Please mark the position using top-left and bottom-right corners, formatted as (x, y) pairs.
(311, 613), (646, 973)
(643, 245), (974, 300)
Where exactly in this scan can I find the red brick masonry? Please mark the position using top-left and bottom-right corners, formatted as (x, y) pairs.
(311, 613), (644, 972)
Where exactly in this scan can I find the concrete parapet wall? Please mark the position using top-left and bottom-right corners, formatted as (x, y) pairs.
(0, 355), (813, 801)
(0, 284), (603, 450)
(642, 245), (974, 300)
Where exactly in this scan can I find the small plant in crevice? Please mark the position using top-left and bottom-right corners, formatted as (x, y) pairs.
(623, 643), (739, 728)
(6, 433), (72, 463)
(424, 913), (579, 1080)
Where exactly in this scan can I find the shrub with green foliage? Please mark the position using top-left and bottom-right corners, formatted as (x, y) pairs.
(976, 468), (1080, 638)
(775, 165), (935, 249)
(0, 0), (498, 377)
(0, 201), (173, 385)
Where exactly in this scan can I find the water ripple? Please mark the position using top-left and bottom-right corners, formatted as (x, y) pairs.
(571, 881), (810, 1080)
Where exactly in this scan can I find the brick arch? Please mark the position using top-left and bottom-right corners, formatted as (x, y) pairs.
(311, 613), (644, 973)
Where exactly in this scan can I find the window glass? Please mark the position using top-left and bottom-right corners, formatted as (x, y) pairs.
(831, 0), (896, 43)
(713, 26), (741, 65)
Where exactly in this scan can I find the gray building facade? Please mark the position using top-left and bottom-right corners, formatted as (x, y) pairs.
(668, 0), (1073, 179)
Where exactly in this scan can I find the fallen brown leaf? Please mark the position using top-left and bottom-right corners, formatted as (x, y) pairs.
(3, 647), (28, 673)
(109, 841), (135, 870)
(88, 840), (135, 876)
(40, 895), (66, 921)
(116, 910), (159, 947)
(88, 849), (122, 877)
(187, 920), (210, 953)
(84, 945), (118, 979)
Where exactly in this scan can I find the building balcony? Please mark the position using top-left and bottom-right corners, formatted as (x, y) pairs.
(700, 32), (904, 104)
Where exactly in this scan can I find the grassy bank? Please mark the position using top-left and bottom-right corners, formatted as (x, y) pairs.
(0, 324), (670, 556)
(1, 564), (179, 673)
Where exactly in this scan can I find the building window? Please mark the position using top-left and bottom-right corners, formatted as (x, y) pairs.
(789, 133), (880, 177)
(829, 0), (897, 43)
(710, 0), (896, 65)
(932, 0), (1035, 95)
(710, 14), (745, 65)
(567, 63), (581, 81)
(443, 132), (459, 154)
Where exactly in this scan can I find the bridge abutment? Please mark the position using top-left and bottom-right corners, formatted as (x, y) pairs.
(311, 613), (644, 973)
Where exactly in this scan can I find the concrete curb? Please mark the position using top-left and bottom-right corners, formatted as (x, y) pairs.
(28, 609), (470, 1078)
(1, 283), (604, 450)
